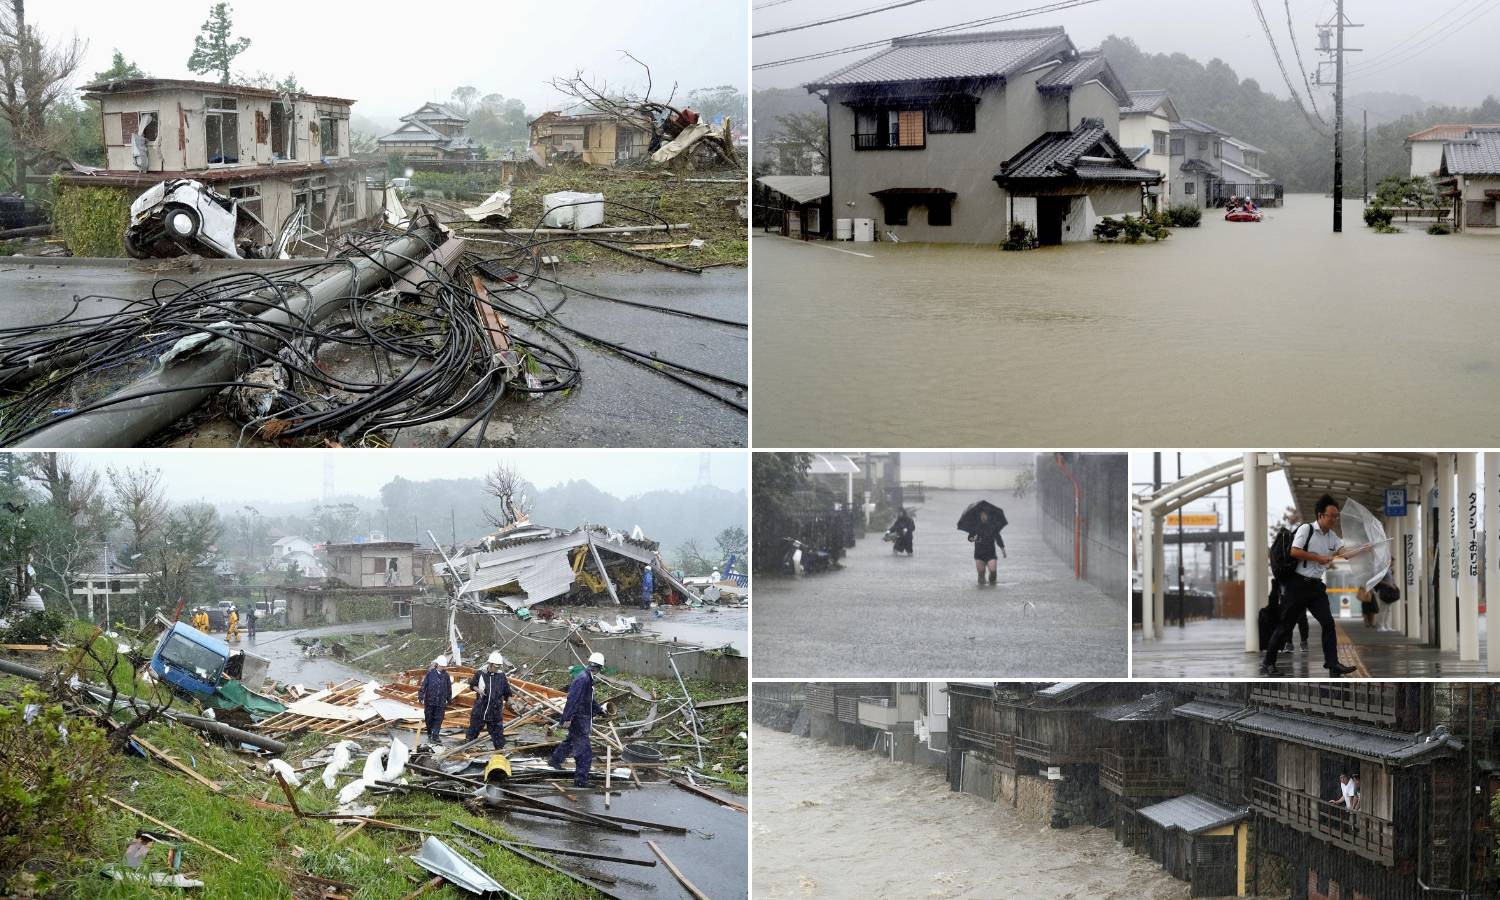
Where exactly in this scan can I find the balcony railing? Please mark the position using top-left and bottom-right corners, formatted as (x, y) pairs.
(1099, 750), (1183, 797)
(1250, 684), (1399, 725)
(1250, 778), (1395, 864)
(851, 132), (925, 151)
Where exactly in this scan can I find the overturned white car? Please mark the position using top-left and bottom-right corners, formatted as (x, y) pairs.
(124, 179), (286, 260)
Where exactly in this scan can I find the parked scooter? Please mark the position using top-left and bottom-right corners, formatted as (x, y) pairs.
(781, 538), (833, 575)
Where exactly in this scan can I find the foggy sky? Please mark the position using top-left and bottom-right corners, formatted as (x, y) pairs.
(54, 450), (747, 505)
(1128, 452), (1293, 531)
(39, 0), (747, 123)
(755, 0), (1497, 111)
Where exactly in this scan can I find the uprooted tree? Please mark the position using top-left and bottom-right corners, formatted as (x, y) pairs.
(548, 52), (739, 167)
(483, 463), (534, 529)
(65, 634), (175, 751)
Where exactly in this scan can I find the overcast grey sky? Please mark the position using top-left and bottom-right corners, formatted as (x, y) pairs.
(40, 0), (747, 123)
(755, 0), (1498, 109)
(1128, 452), (1293, 531)
(57, 450), (747, 505)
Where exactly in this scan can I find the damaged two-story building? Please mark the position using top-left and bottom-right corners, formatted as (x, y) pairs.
(807, 27), (1161, 244)
(57, 78), (383, 246)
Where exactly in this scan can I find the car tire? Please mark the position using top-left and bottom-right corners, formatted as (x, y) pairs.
(123, 229), (150, 260)
(164, 206), (200, 241)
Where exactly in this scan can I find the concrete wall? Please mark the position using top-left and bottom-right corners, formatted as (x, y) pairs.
(1036, 453), (1128, 600)
(826, 67), (1066, 244)
(1411, 141), (1444, 177)
(411, 602), (746, 684)
(1066, 82), (1121, 132)
(1120, 110), (1172, 206)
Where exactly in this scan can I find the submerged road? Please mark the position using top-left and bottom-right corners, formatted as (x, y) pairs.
(753, 194), (1500, 445)
(753, 490), (1125, 677)
(751, 726), (1188, 900)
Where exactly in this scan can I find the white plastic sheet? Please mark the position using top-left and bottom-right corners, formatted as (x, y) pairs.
(1339, 498), (1394, 591)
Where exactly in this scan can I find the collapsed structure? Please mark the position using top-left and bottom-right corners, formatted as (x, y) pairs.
(757, 681), (1492, 900)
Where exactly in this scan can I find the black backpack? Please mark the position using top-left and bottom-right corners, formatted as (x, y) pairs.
(1269, 524), (1308, 581)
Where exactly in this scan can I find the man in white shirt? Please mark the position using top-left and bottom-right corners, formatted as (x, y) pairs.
(1329, 772), (1356, 810)
(1262, 493), (1368, 677)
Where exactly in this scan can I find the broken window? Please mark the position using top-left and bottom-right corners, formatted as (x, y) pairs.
(337, 177), (356, 223)
(205, 96), (240, 165)
(121, 110), (158, 143)
(271, 101), (295, 160)
(293, 174), (328, 231)
(319, 115), (339, 157)
(228, 184), (262, 239)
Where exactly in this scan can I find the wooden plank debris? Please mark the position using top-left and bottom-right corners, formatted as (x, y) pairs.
(648, 840), (711, 900)
(106, 797), (241, 864)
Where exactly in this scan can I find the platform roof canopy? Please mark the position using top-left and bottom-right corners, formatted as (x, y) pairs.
(1135, 452), (1429, 521)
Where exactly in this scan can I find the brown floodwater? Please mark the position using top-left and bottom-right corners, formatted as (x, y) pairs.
(751, 726), (1190, 900)
(751, 195), (1500, 445)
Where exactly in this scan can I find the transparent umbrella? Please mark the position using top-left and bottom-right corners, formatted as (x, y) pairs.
(1339, 498), (1394, 591)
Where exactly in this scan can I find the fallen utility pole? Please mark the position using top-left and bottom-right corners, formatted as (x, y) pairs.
(13, 223), (445, 447)
(466, 224), (692, 237)
(0, 657), (287, 752)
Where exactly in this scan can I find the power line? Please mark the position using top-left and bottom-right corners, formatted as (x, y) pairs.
(754, 0), (937, 39)
(752, 0), (1109, 71)
(1249, 0), (1331, 137)
(1284, 0), (1326, 124)
(1346, 0), (1486, 71)
(1347, 0), (1500, 78)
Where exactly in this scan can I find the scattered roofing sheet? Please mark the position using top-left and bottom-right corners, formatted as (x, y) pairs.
(1137, 794), (1249, 835)
(808, 27), (1071, 89)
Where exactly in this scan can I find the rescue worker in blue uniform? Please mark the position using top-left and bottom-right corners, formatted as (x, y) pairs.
(549, 652), (609, 787)
(466, 651), (516, 749)
(640, 565), (655, 610)
(417, 655), (452, 746)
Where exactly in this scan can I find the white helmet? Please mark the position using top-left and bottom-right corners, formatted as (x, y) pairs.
(433, 655), (449, 667)
(487, 651), (505, 666)
(588, 652), (605, 667)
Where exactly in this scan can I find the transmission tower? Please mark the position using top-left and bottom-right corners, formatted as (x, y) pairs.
(1316, 1), (1362, 232)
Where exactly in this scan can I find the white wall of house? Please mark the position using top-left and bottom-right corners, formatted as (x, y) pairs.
(1120, 109), (1172, 205)
(1456, 174), (1500, 230)
(1410, 140), (1445, 177)
(825, 64), (1129, 244)
(99, 89), (349, 173)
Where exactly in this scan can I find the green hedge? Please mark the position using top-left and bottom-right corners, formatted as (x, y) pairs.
(52, 182), (132, 257)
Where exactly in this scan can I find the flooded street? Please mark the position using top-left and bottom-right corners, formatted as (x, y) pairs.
(751, 727), (1189, 900)
(752, 194), (1500, 445)
(753, 490), (1125, 677)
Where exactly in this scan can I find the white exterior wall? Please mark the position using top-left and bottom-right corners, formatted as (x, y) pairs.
(1410, 140), (1445, 177)
(98, 89), (349, 173)
(1120, 109), (1172, 205)
(901, 463), (1032, 490)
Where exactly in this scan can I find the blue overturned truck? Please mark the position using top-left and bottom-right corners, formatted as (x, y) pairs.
(148, 617), (282, 716)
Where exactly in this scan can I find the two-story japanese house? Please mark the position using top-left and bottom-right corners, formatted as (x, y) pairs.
(806, 27), (1160, 244)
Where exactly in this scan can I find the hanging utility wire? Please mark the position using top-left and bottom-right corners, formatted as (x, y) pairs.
(753, 0), (1109, 70)
(754, 0), (936, 39)
(1347, 0), (1500, 78)
(1284, 0), (1326, 124)
(1249, 0), (1332, 137)
(1347, 0), (1490, 71)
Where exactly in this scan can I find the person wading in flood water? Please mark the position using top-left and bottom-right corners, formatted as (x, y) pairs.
(968, 509), (1007, 586)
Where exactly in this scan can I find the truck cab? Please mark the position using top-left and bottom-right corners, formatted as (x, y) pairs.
(149, 620), (233, 696)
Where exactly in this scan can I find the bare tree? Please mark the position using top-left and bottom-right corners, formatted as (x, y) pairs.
(67, 636), (174, 751)
(25, 452), (106, 525)
(107, 464), (167, 560)
(483, 463), (532, 529)
(0, 0), (85, 191)
(548, 51), (738, 167)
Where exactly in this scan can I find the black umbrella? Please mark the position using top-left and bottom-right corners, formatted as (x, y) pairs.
(956, 500), (1008, 534)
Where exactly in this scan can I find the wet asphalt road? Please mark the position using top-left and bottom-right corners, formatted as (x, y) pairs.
(753, 490), (1127, 677)
(246, 617), (412, 687)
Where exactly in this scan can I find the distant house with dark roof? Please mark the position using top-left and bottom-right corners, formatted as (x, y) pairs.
(1438, 127), (1500, 231)
(1169, 117), (1278, 207)
(805, 27), (1160, 244)
(378, 102), (478, 160)
(1118, 90), (1178, 209)
(1408, 123), (1500, 177)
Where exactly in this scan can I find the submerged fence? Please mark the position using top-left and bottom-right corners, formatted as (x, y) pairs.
(1035, 453), (1127, 600)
